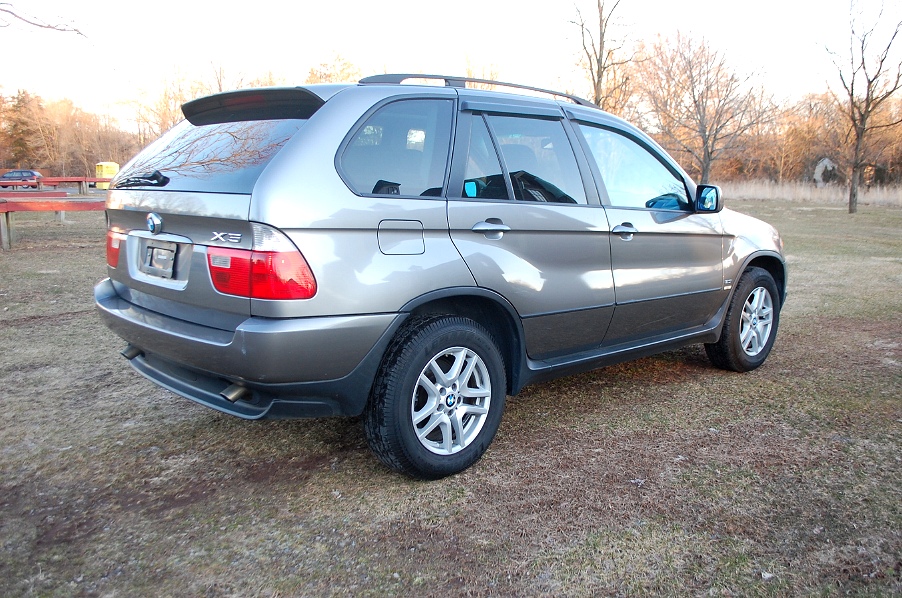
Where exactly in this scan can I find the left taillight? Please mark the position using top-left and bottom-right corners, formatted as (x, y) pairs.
(207, 224), (316, 300)
(106, 231), (127, 267)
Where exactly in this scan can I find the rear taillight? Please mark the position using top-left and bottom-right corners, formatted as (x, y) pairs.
(208, 248), (252, 296)
(207, 225), (316, 300)
(106, 231), (127, 267)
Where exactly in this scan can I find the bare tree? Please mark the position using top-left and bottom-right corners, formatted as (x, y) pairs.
(201, 64), (284, 93)
(208, 64), (244, 94)
(0, 2), (83, 35)
(733, 94), (847, 184)
(134, 78), (197, 144)
(246, 70), (285, 88)
(572, 0), (634, 115)
(637, 33), (773, 184)
(831, 4), (902, 213)
(465, 62), (500, 91)
(305, 56), (361, 84)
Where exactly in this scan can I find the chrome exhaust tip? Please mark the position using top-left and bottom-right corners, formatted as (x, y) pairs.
(221, 384), (250, 403)
(121, 345), (142, 360)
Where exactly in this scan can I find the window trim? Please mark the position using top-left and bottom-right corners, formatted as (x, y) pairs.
(482, 114), (518, 200)
(460, 100), (563, 120)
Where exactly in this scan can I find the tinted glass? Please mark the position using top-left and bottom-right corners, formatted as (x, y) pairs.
(341, 99), (453, 197)
(486, 115), (586, 204)
(461, 116), (510, 200)
(578, 124), (690, 210)
(114, 118), (305, 194)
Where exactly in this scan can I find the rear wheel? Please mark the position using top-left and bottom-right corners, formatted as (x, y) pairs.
(364, 316), (506, 479)
(705, 267), (781, 372)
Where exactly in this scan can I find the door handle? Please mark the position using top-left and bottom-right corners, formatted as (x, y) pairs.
(612, 222), (637, 240)
(471, 220), (511, 240)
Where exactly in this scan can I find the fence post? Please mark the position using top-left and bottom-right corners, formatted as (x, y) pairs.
(1, 212), (10, 250)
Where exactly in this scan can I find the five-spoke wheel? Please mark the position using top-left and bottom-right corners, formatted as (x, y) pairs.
(739, 286), (774, 357)
(364, 316), (506, 479)
(412, 346), (493, 455)
(706, 267), (781, 372)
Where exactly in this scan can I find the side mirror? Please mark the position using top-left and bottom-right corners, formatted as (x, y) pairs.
(695, 184), (723, 213)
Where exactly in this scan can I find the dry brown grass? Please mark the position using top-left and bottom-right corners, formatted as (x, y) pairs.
(1, 204), (899, 596)
(723, 180), (902, 208)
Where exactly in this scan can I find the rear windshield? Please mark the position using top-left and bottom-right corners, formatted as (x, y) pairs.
(113, 118), (305, 194)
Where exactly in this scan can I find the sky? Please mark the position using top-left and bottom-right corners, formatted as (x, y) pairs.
(1, 0), (898, 127)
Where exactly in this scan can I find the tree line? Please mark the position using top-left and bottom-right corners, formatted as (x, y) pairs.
(0, 62), (340, 178)
(1, 4), (900, 214)
(0, 91), (140, 177)
(576, 0), (902, 213)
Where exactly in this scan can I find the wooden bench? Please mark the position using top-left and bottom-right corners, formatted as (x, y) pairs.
(0, 198), (105, 250)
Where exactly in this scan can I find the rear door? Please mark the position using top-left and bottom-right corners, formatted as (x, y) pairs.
(573, 122), (725, 347)
(447, 101), (615, 360)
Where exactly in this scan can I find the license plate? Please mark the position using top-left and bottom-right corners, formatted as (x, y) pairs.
(140, 240), (177, 278)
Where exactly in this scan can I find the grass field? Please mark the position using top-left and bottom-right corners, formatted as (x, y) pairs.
(0, 200), (899, 596)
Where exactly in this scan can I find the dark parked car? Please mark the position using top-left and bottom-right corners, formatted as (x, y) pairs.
(95, 75), (786, 479)
(0, 169), (43, 188)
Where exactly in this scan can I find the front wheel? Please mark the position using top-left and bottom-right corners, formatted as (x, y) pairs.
(705, 267), (781, 372)
(364, 316), (506, 479)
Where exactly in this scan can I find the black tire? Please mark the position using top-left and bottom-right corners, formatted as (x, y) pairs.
(705, 267), (781, 372)
(364, 315), (506, 479)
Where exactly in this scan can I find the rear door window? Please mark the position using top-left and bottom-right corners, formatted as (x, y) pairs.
(454, 112), (588, 205)
(487, 114), (587, 204)
(340, 99), (454, 197)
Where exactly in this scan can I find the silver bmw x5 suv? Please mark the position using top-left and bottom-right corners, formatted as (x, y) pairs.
(95, 74), (786, 479)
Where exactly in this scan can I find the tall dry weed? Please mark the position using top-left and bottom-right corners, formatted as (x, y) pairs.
(722, 180), (902, 207)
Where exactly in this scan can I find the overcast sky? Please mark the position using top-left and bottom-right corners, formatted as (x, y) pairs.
(1, 0), (898, 125)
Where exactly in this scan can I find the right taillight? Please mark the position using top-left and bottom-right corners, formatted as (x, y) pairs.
(106, 231), (127, 268)
(207, 224), (316, 300)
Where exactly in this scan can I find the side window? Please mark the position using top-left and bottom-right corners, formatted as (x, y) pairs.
(578, 124), (690, 210)
(341, 99), (453, 197)
(461, 116), (510, 200)
(486, 115), (587, 204)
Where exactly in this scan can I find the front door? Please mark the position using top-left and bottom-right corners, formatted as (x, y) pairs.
(574, 122), (725, 347)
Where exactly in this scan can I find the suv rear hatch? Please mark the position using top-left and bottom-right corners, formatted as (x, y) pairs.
(105, 88), (331, 330)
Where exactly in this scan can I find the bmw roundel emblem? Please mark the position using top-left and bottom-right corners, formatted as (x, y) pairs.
(147, 213), (163, 235)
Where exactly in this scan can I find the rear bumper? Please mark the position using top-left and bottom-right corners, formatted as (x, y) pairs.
(94, 278), (404, 418)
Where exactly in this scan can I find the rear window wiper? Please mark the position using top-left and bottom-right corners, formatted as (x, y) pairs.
(114, 170), (170, 188)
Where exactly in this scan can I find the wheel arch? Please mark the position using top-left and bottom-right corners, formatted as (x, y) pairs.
(742, 252), (787, 305)
(400, 288), (526, 395)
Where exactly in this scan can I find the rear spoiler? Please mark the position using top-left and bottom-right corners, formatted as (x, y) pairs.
(182, 88), (327, 125)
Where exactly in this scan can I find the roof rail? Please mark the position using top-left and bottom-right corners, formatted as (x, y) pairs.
(358, 74), (599, 109)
